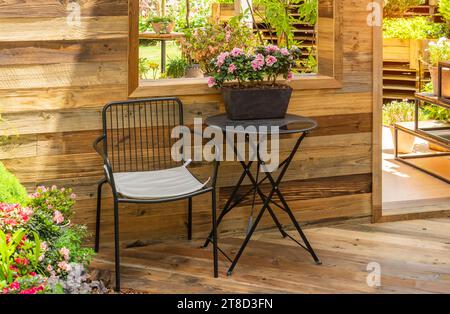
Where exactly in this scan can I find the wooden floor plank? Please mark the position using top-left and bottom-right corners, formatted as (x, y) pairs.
(91, 218), (450, 293)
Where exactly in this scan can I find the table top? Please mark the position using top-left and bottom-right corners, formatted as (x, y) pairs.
(415, 92), (450, 109)
(205, 114), (318, 134)
(139, 32), (185, 40)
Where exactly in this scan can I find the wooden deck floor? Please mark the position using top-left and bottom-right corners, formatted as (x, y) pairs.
(92, 218), (450, 293)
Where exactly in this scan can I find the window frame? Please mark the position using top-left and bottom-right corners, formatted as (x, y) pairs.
(128, 0), (343, 97)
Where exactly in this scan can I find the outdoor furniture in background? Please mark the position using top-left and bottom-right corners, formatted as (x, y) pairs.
(93, 97), (220, 291)
(139, 32), (185, 74)
(393, 92), (450, 183)
(202, 114), (322, 276)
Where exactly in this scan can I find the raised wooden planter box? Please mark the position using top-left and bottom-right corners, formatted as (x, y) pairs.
(383, 38), (428, 70)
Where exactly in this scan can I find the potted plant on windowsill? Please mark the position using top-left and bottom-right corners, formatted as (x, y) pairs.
(149, 16), (175, 34)
(207, 45), (300, 120)
(426, 37), (450, 97)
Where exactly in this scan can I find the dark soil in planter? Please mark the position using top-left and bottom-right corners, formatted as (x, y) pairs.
(222, 84), (293, 120)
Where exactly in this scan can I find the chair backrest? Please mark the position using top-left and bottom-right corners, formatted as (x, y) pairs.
(102, 97), (184, 173)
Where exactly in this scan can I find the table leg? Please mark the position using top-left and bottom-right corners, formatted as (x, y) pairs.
(161, 40), (166, 74)
(227, 132), (320, 275)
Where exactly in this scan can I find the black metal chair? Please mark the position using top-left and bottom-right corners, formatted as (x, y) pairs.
(93, 97), (219, 291)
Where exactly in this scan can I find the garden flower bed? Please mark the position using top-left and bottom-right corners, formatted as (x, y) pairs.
(0, 164), (104, 294)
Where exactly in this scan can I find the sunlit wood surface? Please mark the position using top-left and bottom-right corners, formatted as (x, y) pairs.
(92, 218), (450, 293)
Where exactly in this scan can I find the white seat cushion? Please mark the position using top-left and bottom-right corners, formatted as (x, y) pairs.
(113, 165), (209, 199)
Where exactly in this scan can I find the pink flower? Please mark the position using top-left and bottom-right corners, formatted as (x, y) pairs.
(70, 193), (76, 199)
(225, 31), (231, 42)
(19, 288), (38, 294)
(207, 76), (216, 88)
(230, 47), (243, 57)
(14, 257), (29, 266)
(287, 71), (293, 81)
(58, 261), (71, 272)
(37, 186), (47, 193)
(228, 63), (237, 74)
(59, 247), (70, 261)
(280, 48), (290, 56)
(265, 55), (277, 67)
(251, 54), (265, 71)
(47, 264), (53, 272)
(265, 44), (280, 53)
(215, 52), (229, 67)
(40, 241), (48, 251)
(53, 210), (64, 224)
(51, 185), (57, 191)
(9, 282), (20, 290)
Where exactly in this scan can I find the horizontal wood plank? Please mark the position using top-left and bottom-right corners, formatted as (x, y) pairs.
(0, 17), (128, 42)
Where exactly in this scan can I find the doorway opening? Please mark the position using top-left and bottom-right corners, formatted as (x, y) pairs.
(378, 0), (450, 220)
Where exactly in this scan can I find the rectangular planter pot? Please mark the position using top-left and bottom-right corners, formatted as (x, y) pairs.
(221, 86), (293, 120)
(430, 66), (450, 98)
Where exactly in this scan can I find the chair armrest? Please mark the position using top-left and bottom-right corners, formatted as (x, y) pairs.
(93, 135), (114, 184)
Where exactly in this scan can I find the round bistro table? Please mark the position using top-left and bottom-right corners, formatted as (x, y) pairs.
(203, 114), (322, 276)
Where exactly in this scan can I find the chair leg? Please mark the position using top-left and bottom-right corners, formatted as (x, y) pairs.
(113, 199), (121, 292)
(95, 180), (105, 253)
(187, 197), (192, 240)
(212, 189), (218, 278)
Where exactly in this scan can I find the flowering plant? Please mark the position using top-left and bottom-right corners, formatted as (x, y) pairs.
(426, 37), (450, 67)
(0, 182), (97, 294)
(179, 22), (257, 74)
(0, 228), (47, 294)
(208, 45), (302, 88)
(0, 203), (33, 233)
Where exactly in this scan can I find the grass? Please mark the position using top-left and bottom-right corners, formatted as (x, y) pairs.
(139, 42), (182, 79)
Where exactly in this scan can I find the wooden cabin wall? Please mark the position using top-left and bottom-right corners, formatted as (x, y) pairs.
(0, 0), (373, 244)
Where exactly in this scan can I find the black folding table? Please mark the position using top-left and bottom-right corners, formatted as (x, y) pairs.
(203, 113), (322, 275)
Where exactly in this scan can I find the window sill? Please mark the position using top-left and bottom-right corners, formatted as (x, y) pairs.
(129, 75), (342, 98)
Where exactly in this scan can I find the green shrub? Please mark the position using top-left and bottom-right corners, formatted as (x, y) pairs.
(382, 100), (426, 126)
(0, 162), (28, 205)
(384, 0), (424, 18)
(166, 57), (189, 78)
(383, 17), (448, 39)
(439, 0), (450, 21)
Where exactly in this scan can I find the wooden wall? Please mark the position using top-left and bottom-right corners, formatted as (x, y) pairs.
(0, 0), (374, 244)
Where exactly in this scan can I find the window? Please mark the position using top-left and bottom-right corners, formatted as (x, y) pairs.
(128, 0), (342, 96)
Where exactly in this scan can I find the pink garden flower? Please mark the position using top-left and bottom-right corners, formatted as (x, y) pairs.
(207, 76), (216, 88)
(287, 71), (293, 81)
(70, 193), (77, 199)
(47, 264), (53, 272)
(59, 247), (70, 261)
(280, 48), (290, 56)
(265, 55), (277, 67)
(225, 30), (231, 42)
(230, 47), (244, 57)
(251, 54), (265, 71)
(9, 282), (20, 290)
(265, 44), (280, 53)
(227, 63), (237, 74)
(215, 52), (229, 67)
(57, 261), (72, 272)
(53, 210), (64, 224)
